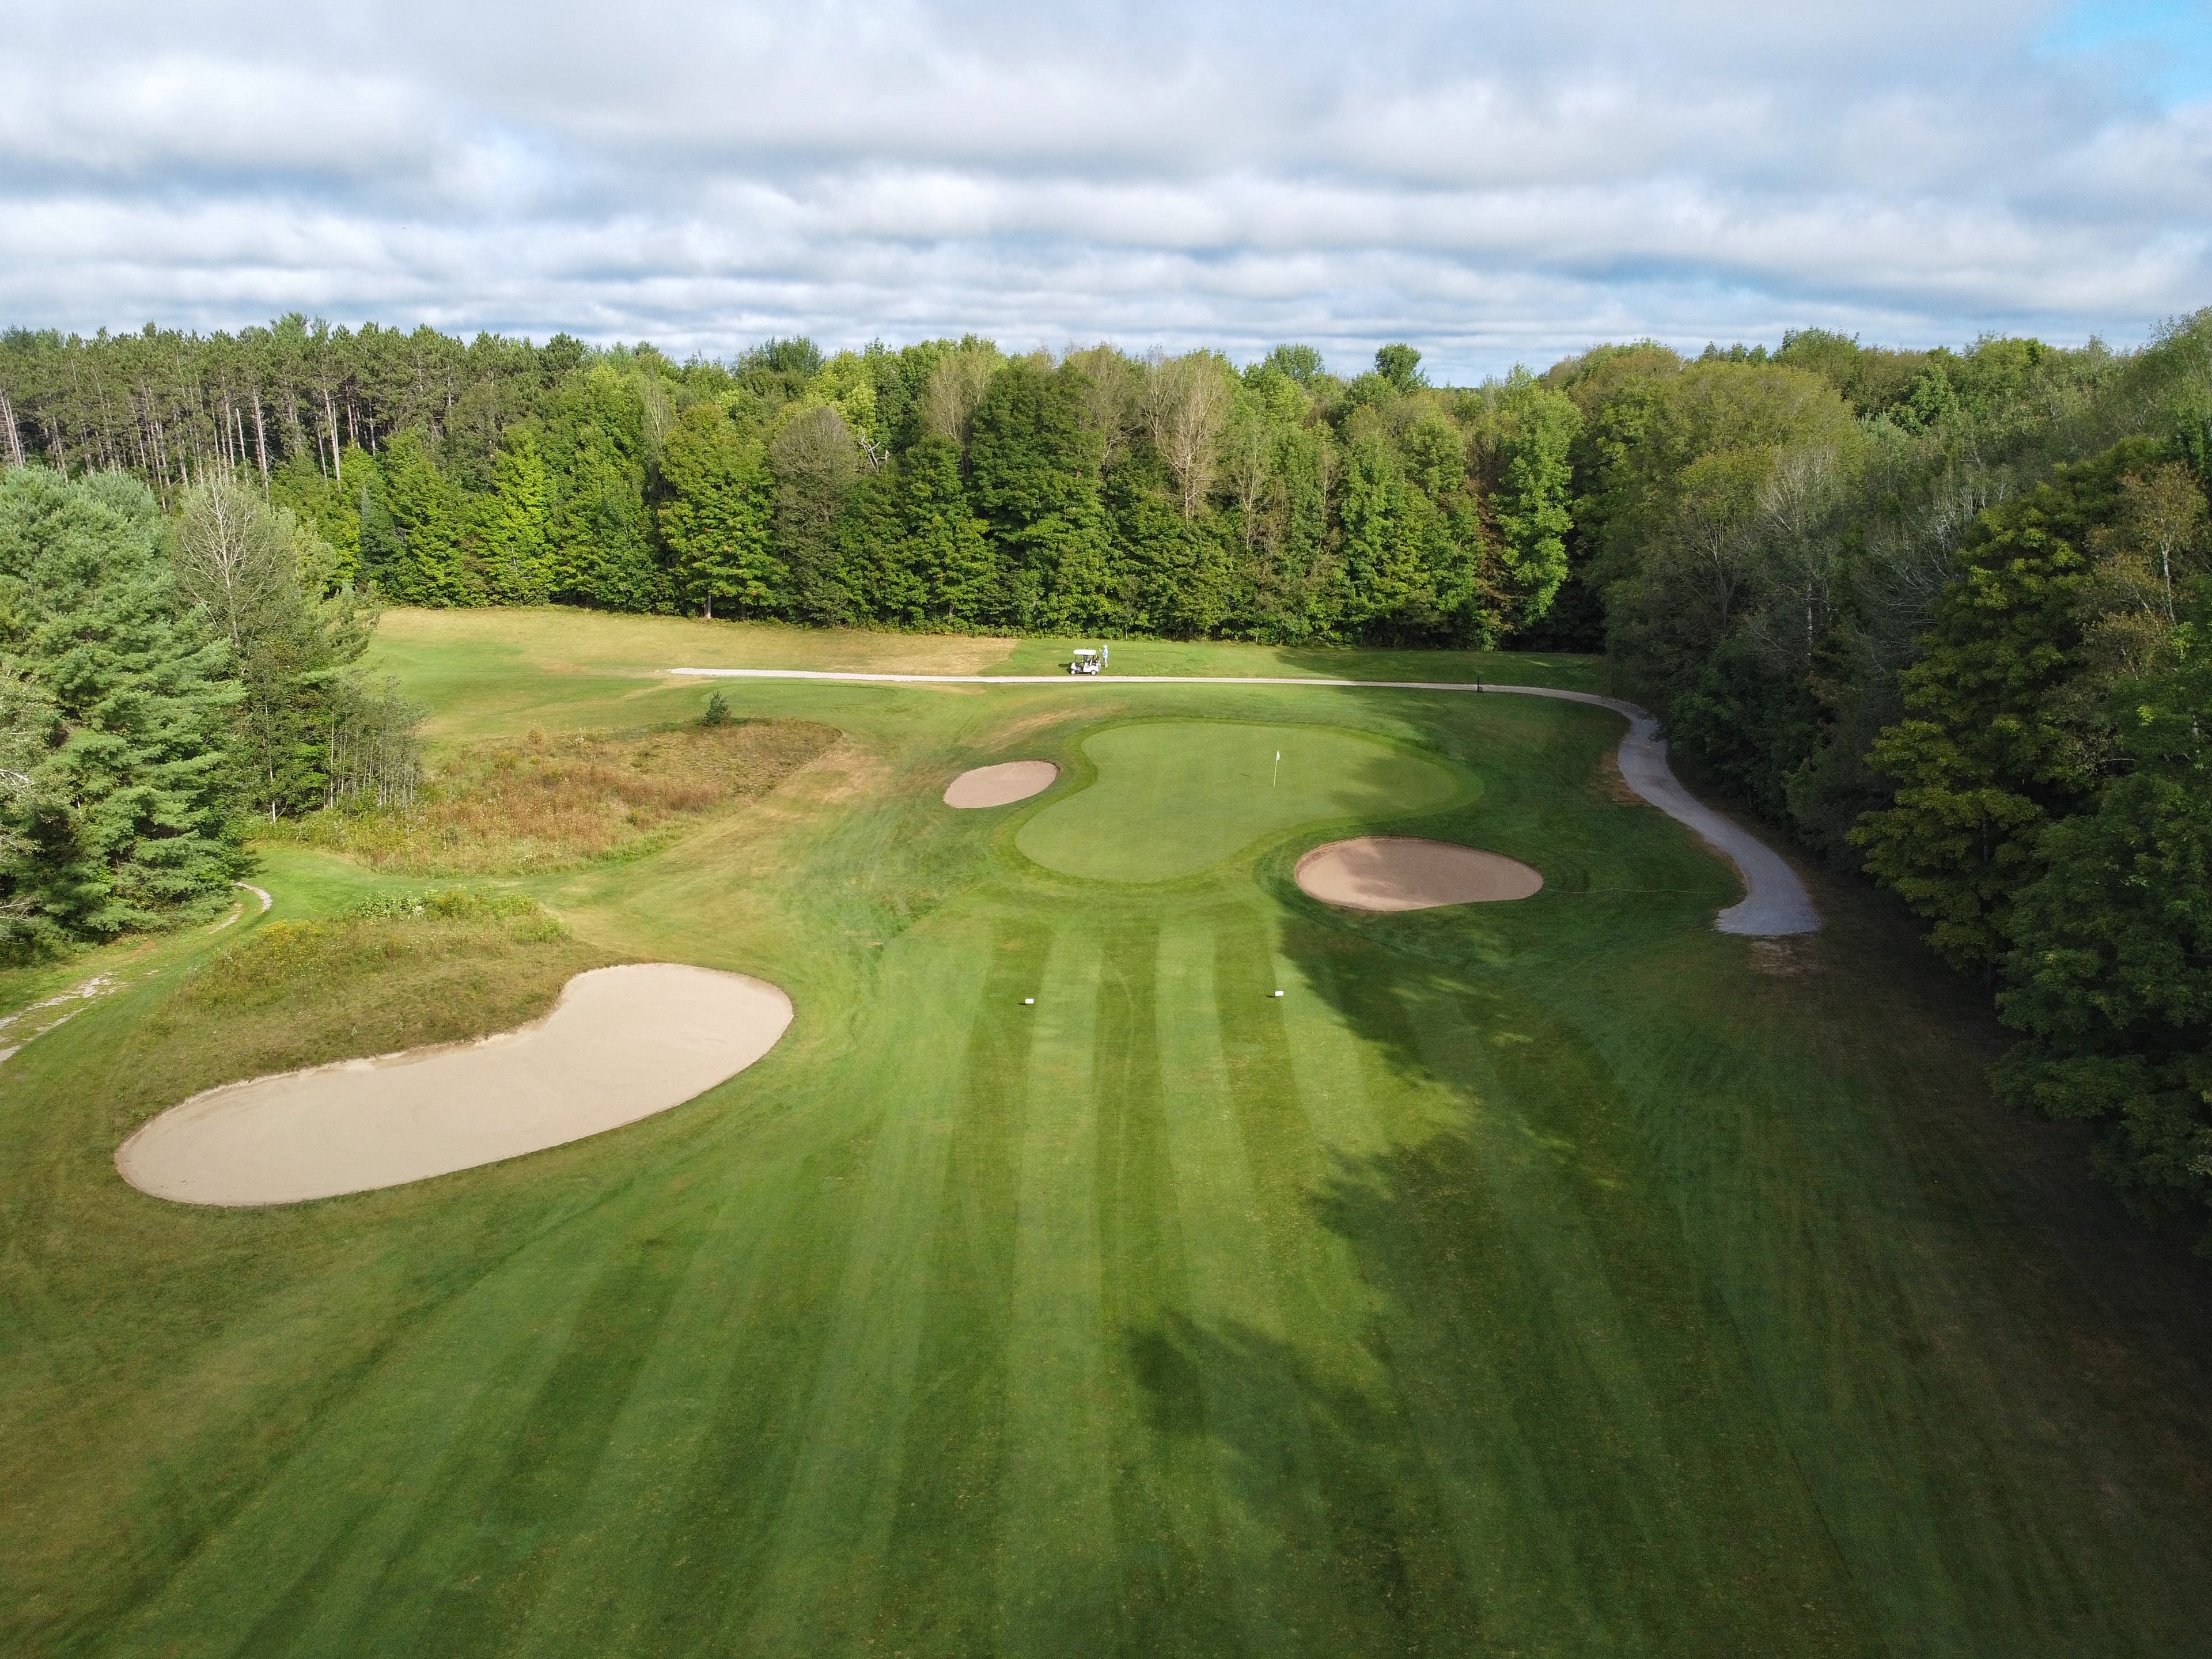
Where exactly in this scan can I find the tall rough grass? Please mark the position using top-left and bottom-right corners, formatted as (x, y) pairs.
(279, 719), (839, 876)
(132, 893), (619, 1100)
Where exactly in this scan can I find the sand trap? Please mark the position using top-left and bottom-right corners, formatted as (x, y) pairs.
(944, 760), (1057, 808)
(1297, 837), (1543, 911)
(116, 964), (791, 1206)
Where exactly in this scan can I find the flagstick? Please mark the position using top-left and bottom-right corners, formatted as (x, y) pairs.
(1273, 749), (1281, 788)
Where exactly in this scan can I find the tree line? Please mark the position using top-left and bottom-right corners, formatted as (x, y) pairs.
(3, 310), (2210, 1243)
(1550, 315), (2212, 1247)
(0, 324), (1582, 646)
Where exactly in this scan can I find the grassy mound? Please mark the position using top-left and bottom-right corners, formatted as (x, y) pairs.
(121, 891), (619, 1116)
(286, 719), (840, 875)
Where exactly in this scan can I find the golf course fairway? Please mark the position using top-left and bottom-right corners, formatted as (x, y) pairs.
(5, 607), (2211, 1658)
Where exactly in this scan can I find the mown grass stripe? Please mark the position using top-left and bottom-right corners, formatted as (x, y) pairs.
(1088, 918), (1247, 1654)
(731, 929), (1030, 1652)
(863, 915), (1047, 1653)
(108, 1210), (653, 1657)
(502, 1170), (815, 1653)
(1206, 911), (1499, 1650)
(1150, 918), (1373, 1650)
(632, 1119), (890, 1654)
(994, 924), (1120, 1653)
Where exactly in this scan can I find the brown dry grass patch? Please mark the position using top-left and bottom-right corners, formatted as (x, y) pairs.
(1592, 754), (1643, 807)
(113, 894), (623, 1126)
(1747, 938), (1823, 977)
(286, 719), (840, 876)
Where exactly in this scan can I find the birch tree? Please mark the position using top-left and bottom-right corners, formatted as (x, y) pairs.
(1142, 351), (1232, 520)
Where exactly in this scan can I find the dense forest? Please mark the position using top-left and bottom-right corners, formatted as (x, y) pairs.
(0, 324), (1585, 646)
(2, 312), (2210, 1241)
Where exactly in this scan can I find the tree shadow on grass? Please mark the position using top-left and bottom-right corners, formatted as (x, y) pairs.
(1226, 683), (2212, 1656)
(1121, 1089), (1873, 1657)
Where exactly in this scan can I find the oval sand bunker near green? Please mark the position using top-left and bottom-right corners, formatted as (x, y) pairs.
(1297, 836), (1542, 911)
(116, 964), (791, 1206)
(1017, 721), (1456, 883)
(944, 760), (1058, 808)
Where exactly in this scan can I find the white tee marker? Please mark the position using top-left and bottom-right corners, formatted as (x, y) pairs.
(1023, 998), (1035, 1006)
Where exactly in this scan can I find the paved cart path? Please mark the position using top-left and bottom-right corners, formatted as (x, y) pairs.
(668, 668), (1820, 936)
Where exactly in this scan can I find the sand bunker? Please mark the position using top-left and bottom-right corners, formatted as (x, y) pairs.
(1297, 837), (1543, 912)
(944, 760), (1058, 808)
(116, 964), (791, 1206)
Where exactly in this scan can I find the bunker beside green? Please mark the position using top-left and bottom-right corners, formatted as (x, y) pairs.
(1014, 720), (1459, 883)
(5, 606), (2211, 1658)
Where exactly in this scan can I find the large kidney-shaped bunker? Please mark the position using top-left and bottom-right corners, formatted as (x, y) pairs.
(1017, 721), (1457, 883)
(1297, 836), (1543, 911)
(116, 964), (791, 1206)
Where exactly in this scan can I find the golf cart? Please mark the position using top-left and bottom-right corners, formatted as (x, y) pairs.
(1069, 648), (1104, 676)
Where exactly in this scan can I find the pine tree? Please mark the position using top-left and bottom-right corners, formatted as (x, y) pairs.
(366, 430), (474, 605)
(0, 468), (238, 944)
(483, 431), (553, 604)
(659, 403), (779, 618)
(172, 479), (372, 819)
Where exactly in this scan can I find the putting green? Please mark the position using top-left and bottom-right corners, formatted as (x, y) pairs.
(1014, 720), (1458, 882)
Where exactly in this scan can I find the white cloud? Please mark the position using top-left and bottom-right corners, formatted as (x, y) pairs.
(1, 0), (2206, 379)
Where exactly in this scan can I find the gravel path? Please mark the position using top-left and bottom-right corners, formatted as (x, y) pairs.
(669, 668), (1821, 937)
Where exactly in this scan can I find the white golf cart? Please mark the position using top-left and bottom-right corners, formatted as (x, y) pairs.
(1069, 647), (1105, 676)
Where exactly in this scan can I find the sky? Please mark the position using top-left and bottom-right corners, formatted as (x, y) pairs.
(2, 0), (2208, 381)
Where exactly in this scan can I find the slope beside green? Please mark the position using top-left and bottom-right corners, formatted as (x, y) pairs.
(3, 612), (2210, 1658)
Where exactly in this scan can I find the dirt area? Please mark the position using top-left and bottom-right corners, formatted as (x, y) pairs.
(1747, 938), (1823, 977)
(944, 761), (1059, 808)
(116, 964), (791, 1206)
(1296, 837), (1544, 911)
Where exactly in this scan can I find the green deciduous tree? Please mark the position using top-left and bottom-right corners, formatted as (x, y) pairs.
(1854, 440), (2161, 970)
(770, 404), (861, 625)
(1994, 624), (2212, 1236)
(1490, 371), (1583, 625)
(969, 358), (1116, 631)
(1374, 343), (1426, 393)
(894, 435), (999, 627)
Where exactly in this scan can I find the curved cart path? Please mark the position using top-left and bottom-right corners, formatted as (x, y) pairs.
(671, 666), (1820, 937)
